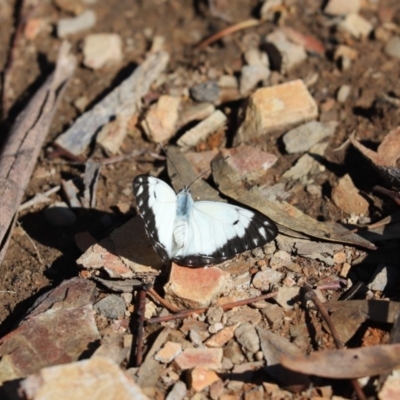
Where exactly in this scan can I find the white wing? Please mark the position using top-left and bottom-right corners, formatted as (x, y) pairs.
(133, 175), (177, 262)
(172, 201), (278, 266)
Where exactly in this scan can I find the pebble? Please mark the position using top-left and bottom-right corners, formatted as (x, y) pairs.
(218, 75), (238, 88)
(57, 10), (96, 38)
(154, 341), (182, 364)
(174, 348), (223, 370)
(331, 174), (369, 215)
(189, 367), (220, 392)
(240, 65), (270, 95)
(252, 268), (283, 290)
(306, 184), (322, 197)
(166, 381), (187, 400)
(190, 81), (220, 103)
(206, 307), (224, 324)
(24, 18), (45, 40)
(337, 85), (351, 103)
(205, 324), (238, 348)
(83, 33), (123, 69)
(269, 250), (291, 269)
(208, 322), (224, 334)
(142, 95), (181, 142)
(338, 13), (373, 39)
(44, 202), (77, 226)
(223, 340), (245, 364)
(283, 121), (337, 154)
(261, 304), (285, 330)
(177, 110), (227, 147)
(384, 36), (400, 60)
(190, 328), (207, 346)
(368, 264), (400, 292)
(225, 306), (262, 325)
(236, 80), (318, 144)
(324, 0), (360, 15)
(244, 48), (269, 67)
(234, 323), (260, 354)
(178, 103), (215, 127)
(275, 287), (300, 310)
(94, 295), (125, 319)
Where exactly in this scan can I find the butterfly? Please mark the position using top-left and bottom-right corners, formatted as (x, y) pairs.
(133, 175), (278, 267)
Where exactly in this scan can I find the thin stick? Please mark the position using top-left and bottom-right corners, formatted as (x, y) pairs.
(374, 186), (400, 207)
(16, 221), (43, 264)
(135, 289), (147, 367)
(19, 185), (61, 211)
(147, 291), (278, 324)
(147, 286), (181, 313)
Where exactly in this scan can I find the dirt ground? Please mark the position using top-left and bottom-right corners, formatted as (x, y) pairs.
(1, 0), (400, 398)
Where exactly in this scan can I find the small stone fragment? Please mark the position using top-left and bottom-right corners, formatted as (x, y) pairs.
(190, 81), (220, 103)
(83, 33), (123, 69)
(244, 385), (264, 400)
(338, 13), (373, 39)
(225, 306), (262, 326)
(283, 121), (337, 153)
(332, 174), (369, 215)
(44, 202), (77, 226)
(269, 250), (291, 269)
(54, 0), (86, 14)
(166, 381), (187, 400)
(218, 75), (238, 88)
(235, 322), (260, 354)
(333, 251), (347, 264)
(206, 306), (224, 324)
(368, 264), (400, 292)
(236, 80), (318, 144)
(57, 10), (96, 38)
(324, 0), (361, 15)
(252, 268), (283, 289)
(205, 324), (238, 348)
(155, 341), (182, 364)
(142, 95), (181, 142)
(177, 110), (227, 147)
(94, 295), (125, 319)
(384, 36), (400, 60)
(337, 85), (351, 103)
(223, 340), (245, 364)
(24, 18), (45, 40)
(178, 103), (215, 127)
(189, 367), (220, 392)
(174, 348), (223, 370)
(240, 65), (270, 95)
(261, 304), (285, 330)
(275, 287), (300, 310)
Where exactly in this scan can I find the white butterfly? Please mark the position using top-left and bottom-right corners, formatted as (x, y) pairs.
(133, 175), (278, 267)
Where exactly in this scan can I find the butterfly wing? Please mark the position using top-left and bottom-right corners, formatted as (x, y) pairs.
(133, 175), (177, 263)
(172, 201), (278, 266)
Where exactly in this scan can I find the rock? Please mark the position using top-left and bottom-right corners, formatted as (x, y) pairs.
(275, 287), (300, 310)
(174, 348), (223, 370)
(368, 264), (400, 292)
(94, 294), (125, 319)
(208, 322), (224, 334)
(283, 121), (337, 154)
(252, 268), (283, 290)
(177, 110), (227, 147)
(235, 323), (260, 354)
(324, 0), (361, 15)
(220, 145), (277, 180)
(244, 385), (264, 400)
(166, 381), (187, 400)
(57, 10), (96, 38)
(269, 250), (291, 269)
(338, 13), (373, 39)
(83, 33), (123, 69)
(154, 341), (182, 364)
(240, 65), (270, 95)
(19, 357), (148, 400)
(96, 113), (131, 154)
(178, 103), (215, 127)
(189, 367), (220, 392)
(142, 95), (181, 142)
(337, 84), (351, 103)
(190, 81), (220, 103)
(332, 174), (369, 215)
(244, 48), (269, 67)
(205, 324), (239, 348)
(218, 75), (238, 88)
(206, 306), (224, 324)
(266, 29), (307, 72)
(184, 149), (218, 179)
(333, 251), (347, 264)
(164, 263), (229, 309)
(44, 202), (77, 226)
(384, 36), (400, 60)
(261, 304), (285, 330)
(236, 80), (318, 144)
(223, 340), (245, 364)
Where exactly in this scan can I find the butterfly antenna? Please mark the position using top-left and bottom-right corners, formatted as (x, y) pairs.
(187, 156), (229, 189)
(158, 143), (185, 187)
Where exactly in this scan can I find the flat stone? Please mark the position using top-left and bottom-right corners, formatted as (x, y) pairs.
(275, 287), (300, 310)
(283, 121), (337, 154)
(57, 10), (96, 38)
(174, 348), (223, 370)
(185, 149), (219, 179)
(220, 145), (277, 180)
(190, 81), (220, 103)
(235, 323), (260, 354)
(83, 33), (123, 69)
(337, 85), (351, 103)
(164, 263), (229, 308)
(225, 306), (262, 325)
(19, 357), (148, 400)
(252, 268), (283, 290)
(240, 65), (270, 95)
(44, 201), (77, 226)
(154, 341), (182, 364)
(236, 80), (318, 144)
(189, 367), (220, 392)
(166, 381), (187, 400)
(177, 110), (227, 147)
(332, 174), (369, 215)
(338, 13), (373, 39)
(384, 36), (400, 60)
(94, 295), (126, 319)
(142, 95), (181, 142)
(324, 0), (361, 15)
(205, 324), (239, 348)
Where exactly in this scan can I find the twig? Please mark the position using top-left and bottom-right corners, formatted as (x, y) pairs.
(16, 221), (43, 264)
(135, 288), (147, 367)
(147, 291), (278, 324)
(147, 286), (181, 313)
(304, 287), (366, 400)
(373, 186), (400, 207)
(18, 185), (61, 211)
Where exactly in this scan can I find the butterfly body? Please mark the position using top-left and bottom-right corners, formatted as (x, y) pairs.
(133, 175), (278, 267)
